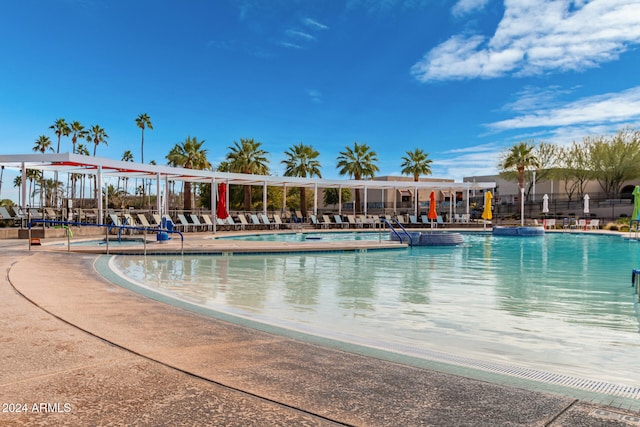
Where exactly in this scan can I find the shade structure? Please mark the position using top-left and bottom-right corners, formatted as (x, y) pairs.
(633, 186), (640, 220)
(583, 194), (590, 214)
(481, 191), (493, 221)
(542, 194), (549, 213)
(216, 182), (229, 219)
(427, 191), (438, 220)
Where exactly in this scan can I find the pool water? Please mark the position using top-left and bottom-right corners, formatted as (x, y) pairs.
(217, 231), (389, 242)
(109, 233), (640, 388)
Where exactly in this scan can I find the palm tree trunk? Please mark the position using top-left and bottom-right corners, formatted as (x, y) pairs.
(244, 186), (252, 211)
(300, 187), (307, 217)
(355, 189), (361, 214)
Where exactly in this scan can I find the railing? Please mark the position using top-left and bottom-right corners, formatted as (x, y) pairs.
(383, 219), (412, 246)
(27, 219), (184, 255)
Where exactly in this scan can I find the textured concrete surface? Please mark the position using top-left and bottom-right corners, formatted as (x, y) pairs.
(1, 236), (640, 426)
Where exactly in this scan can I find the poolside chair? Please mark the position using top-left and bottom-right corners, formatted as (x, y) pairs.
(310, 215), (321, 229)
(321, 215), (333, 229)
(44, 208), (60, 221)
(227, 216), (243, 231)
(136, 213), (153, 228)
(176, 214), (192, 231)
(295, 210), (304, 223)
(272, 214), (284, 229)
(544, 219), (556, 230)
(358, 215), (373, 228)
(151, 214), (162, 226)
(572, 219), (587, 230)
(237, 214), (251, 229)
(201, 214), (214, 231)
(260, 214), (275, 229)
(0, 207), (19, 226)
(187, 214), (206, 231)
(436, 215), (446, 228)
(250, 214), (263, 229)
(122, 213), (137, 227)
(334, 214), (348, 229)
(408, 215), (420, 227)
(347, 215), (361, 228)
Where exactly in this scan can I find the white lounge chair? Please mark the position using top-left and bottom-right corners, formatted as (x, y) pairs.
(334, 215), (348, 228)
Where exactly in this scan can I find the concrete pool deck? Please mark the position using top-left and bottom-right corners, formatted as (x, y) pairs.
(2, 232), (640, 425)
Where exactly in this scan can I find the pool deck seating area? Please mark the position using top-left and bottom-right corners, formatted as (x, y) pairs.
(2, 230), (640, 425)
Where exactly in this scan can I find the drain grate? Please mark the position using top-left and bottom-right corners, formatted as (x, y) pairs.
(423, 349), (640, 400)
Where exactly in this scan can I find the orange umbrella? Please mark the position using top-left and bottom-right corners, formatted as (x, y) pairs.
(216, 183), (228, 219)
(428, 191), (438, 220)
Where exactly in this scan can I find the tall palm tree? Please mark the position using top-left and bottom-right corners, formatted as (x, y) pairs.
(401, 148), (433, 182)
(76, 144), (90, 206)
(166, 136), (211, 211)
(500, 141), (539, 222)
(50, 118), (70, 153)
(120, 150), (134, 198)
(13, 176), (22, 207)
(500, 141), (539, 192)
(336, 141), (379, 213)
(226, 138), (269, 211)
(87, 125), (108, 156)
(135, 113), (153, 164)
(282, 142), (321, 217)
(70, 121), (88, 154)
(33, 135), (53, 154)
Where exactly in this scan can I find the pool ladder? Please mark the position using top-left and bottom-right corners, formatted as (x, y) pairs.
(383, 219), (413, 246)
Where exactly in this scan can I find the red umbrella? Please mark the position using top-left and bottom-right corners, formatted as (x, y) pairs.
(427, 191), (438, 220)
(216, 183), (229, 219)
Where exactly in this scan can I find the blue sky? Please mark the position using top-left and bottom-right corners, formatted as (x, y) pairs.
(2, 0), (640, 202)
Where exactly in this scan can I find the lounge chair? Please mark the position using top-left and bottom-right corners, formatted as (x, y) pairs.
(250, 214), (262, 229)
(295, 210), (304, 223)
(136, 213), (153, 228)
(122, 213), (137, 227)
(334, 214), (348, 228)
(408, 215), (420, 227)
(347, 215), (361, 228)
(436, 215), (446, 228)
(0, 206), (19, 226)
(237, 214), (251, 229)
(321, 215), (333, 229)
(151, 214), (162, 227)
(260, 214), (275, 229)
(272, 214), (284, 229)
(176, 214), (192, 231)
(544, 218), (556, 229)
(227, 216), (243, 231)
(189, 214), (207, 231)
(201, 214), (214, 231)
(587, 219), (599, 230)
(310, 215), (321, 228)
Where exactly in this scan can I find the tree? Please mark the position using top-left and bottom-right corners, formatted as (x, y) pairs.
(120, 150), (134, 199)
(69, 121), (88, 154)
(336, 142), (379, 213)
(87, 125), (108, 156)
(323, 188), (352, 207)
(500, 141), (539, 220)
(500, 141), (539, 191)
(588, 128), (640, 197)
(400, 148), (433, 182)
(225, 138), (269, 211)
(33, 135), (53, 154)
(557, 140), (592, 201)
(13, 176), (22, 207)
(49, 118), (70, 154)
(281, 142), (322, 217)
(135, 113), (153, 164)
(166, 136), (211, 211)
(75, 144), (90, 206)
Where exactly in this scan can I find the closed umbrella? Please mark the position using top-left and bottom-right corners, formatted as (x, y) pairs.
(542, 194), (549, 214)
(428, 191), (437, 227)
(583, 194), (590, 215)
(633, 186), (640, 221)
(481, 191), (493, 221)
(216, 183), (229, 220)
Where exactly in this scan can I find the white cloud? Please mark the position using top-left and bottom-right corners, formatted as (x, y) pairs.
(413, 0), (640, 82)
(303, 18), (328, 30)
(307, 89), (323, 104)
(488, 86), (640, 130)
(286, 29), (316, 41)
(452, 0), (489, 17)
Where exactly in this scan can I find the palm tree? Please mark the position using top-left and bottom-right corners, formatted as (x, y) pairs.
(135, 113), (153, 164)
(166, 136), (211, 211)
(33, 135), (53, 154)
(500, 141), (539, 222)
(226, 138), (270, 211)
(336, 142), (379, 213)
(49, 118), (70, 153)
(500, 141), (539, 192)
(401, 148), (433, 182)
(282, 142), (321, 217)
(87, 125), (108, 156)
(13, 176), (22, 207)
(120, 150), (134, 199)
(70, 121), (88, 154)
(87, 125), (109, 199)
(76, 144), (90, 206)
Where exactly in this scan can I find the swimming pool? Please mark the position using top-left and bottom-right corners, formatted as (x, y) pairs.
(108, 233), (640, 393)
(217, 231), (391, 242)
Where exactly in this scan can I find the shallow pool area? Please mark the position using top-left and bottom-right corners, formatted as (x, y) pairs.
(108, 232), (640, 394)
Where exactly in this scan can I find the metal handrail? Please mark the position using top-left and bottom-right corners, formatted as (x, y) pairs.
(27, 219), (184, 255)
(383, 219), (412, 246)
